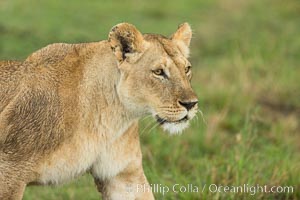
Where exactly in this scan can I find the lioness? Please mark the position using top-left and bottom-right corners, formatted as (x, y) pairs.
(0, 23), (198, 200)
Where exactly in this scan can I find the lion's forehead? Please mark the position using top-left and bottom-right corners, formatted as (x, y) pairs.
(148, 43), (187, 69)
(145, 34), (186, 59)
(164, 57), (185, 72)
(160, 42), (187, 69)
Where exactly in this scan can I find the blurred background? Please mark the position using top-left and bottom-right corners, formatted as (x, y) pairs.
(0, 0), (299, 199)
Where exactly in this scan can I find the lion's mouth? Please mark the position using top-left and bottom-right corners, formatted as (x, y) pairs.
(155, 115), (189, 125)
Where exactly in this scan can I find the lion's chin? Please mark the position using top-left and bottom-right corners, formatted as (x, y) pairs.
(162, 121), (190, 135)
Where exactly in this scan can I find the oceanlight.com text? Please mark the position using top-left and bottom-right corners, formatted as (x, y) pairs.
(208, 184), (294, 195)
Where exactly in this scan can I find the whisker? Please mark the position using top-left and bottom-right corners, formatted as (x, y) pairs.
(194, 113), (200, 127)
(140, 121), (155, 135)
(139, 111), (167, 136)
(147, 120), (164, 134)
(140, 115), (154, 123)
(197, 109), (207, 126)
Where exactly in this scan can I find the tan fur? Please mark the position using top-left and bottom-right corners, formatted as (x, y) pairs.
(0, 23), (198, 200)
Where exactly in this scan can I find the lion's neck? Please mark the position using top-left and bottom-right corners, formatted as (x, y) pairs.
(79, 41), (137, 139)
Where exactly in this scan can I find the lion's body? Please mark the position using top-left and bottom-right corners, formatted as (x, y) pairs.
(0, 42), (145, 199)
(0, 23), (197, 200)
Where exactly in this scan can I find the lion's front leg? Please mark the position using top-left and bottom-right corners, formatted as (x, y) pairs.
(92, 122), (154, 200)
(0, 178), (26, 200)
(94, 161), (154, 200)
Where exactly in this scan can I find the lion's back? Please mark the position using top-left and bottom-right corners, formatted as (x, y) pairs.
(0, 42), (84, 113)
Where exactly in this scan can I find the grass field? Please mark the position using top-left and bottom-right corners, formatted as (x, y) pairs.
(0, 0), (299, 199)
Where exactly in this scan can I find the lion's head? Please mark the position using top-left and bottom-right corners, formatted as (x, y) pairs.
(109, 23), (198, 134)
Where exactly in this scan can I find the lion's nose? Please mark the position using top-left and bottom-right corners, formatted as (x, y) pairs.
(178, 100), (198, 111)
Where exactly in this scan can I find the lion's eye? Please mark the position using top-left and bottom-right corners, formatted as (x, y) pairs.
(185, 66), (191, 74)
(152, 69), (165, 76)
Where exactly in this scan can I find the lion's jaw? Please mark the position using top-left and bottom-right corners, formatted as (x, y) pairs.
(153, 103), (198, 134)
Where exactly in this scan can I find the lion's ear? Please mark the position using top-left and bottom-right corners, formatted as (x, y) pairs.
(108, 23), (148, 63)
(171, 23), (192, 57)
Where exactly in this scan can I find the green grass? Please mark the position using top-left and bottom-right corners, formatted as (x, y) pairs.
(1, 0), (299, 199)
